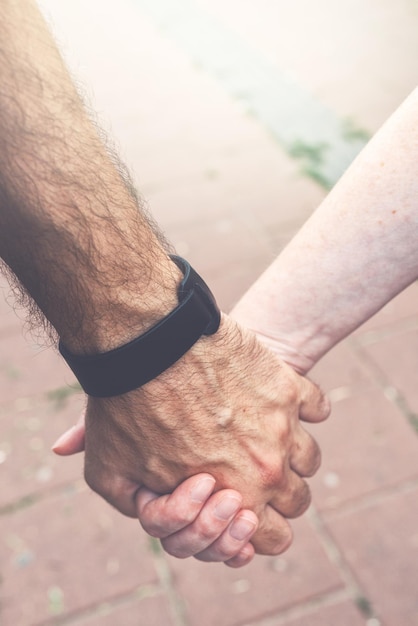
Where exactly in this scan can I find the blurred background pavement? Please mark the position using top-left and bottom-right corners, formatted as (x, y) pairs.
(1, 1), (418, 624)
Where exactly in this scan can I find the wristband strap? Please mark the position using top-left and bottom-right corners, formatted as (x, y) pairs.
(58, 255), (221, 397)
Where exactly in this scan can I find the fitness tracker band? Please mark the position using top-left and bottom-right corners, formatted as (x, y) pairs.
(59, 255), (221, 397)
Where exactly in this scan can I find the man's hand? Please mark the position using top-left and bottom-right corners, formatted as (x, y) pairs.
(54, 418), (258, 567)
(55, 315), (329, 556)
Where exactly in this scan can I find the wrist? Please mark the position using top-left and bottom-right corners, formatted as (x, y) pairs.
(59, 252), (183, 355)
(59, 255), (221, 397)
(248, 332), (317, 375)
(230, 302), (331, 375)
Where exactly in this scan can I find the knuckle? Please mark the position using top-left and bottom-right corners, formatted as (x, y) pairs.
(217, 539), (247, 561)
(139, 516), (165, 538)
(160, 539), (188, 559)
(306, 446), (322, 477)
(292, 429), (322, 477)
(161, 521), (217, 559)
(258, 459), (285, 488)
(196, 519), (218, 542)
(271, 527), (293, 555)
(201, 547), (236, 563)
(141, 509), (187, 538)
(172, 505), (201, 528)
(287, 482), (311, 518)
(252, 523), (293, 556)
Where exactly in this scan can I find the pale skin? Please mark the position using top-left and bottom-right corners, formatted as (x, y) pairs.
(0, 0), (330, 565)
(57, 87), (418, 566)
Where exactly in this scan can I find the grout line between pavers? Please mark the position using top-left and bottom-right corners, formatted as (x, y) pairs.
(0, 479), (86, 517)
(316, 476), (418, 522)
(238, 587), (356, 626)
(350, 339), (418, 433)
(353, 316), (418, 348)
(306, 505), (382, 624)
(34, 584), (163, 626)
(149, 537), (189, 626)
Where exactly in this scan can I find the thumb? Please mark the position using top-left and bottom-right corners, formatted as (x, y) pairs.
(52, 412), (86, 455)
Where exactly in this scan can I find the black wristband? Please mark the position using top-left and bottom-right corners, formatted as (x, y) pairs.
(58, 255), (221, 397)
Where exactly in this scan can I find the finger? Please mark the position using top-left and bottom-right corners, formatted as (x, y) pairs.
(193, 510), (258, 563)
(250, 504), (293, 555)
(136, 474), (216, 538)
(161, 490), (244, 558)
(289, 425), (322, 477)
(52, 412), (86, 455)
(298, 377), (331, 423)
(224, 543), (255, 568)
(268, 470), (312, 519)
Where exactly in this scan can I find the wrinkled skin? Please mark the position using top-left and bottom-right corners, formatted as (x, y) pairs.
(55, 316), (329, 559)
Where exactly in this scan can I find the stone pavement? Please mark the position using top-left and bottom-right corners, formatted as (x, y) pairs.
(1, 1), (418, 624)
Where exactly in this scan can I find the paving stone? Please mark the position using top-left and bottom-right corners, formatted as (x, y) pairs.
(0, 331), (77, 406)
(42, 0), (326, 237)
(0, 392), (85, 509)
(41, 0), (277, 193)
(204, 254), (274, 313)
(0, 489), (158, 626)
(167, 212), (273, 282)
(310, 285), (418, 394)
(360, 327), (418, 416)
(199, 0), (418, 133)
(0, 261), (76, 408)
(308, 387), (418, 511)
(0, 266), (70, 400)
(78, 593), (174, 626)
(147, 143), (325, 233)
(324, 486), (418, 626)
(309, 340), (373, 394)
(167, 516), (343, 626)
(248, 600), (366, 626)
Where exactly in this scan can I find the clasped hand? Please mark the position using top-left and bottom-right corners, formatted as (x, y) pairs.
(54, 315), (330, 567)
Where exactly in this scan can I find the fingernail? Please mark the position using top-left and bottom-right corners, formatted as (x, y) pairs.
(214, 496), (241, 521)
(51, 426), (76, 451)
(190, 477), (216, 503)
(229, 516), (257, 541)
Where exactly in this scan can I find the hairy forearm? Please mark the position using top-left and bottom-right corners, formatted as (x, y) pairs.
(0, 0), (179, 352)
(233, 88), (418, 373)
